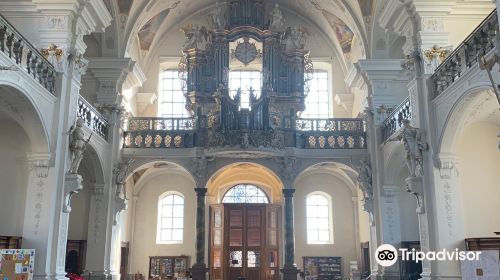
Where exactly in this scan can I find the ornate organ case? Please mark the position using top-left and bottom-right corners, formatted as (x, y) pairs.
(179, 0), (313, 150)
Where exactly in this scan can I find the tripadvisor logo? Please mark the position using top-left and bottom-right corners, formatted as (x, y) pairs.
(375, 244), (482, 267)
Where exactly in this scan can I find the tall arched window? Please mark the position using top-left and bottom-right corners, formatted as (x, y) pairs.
(306, 192), (333, 244)
(222, 184), (269, 203)
(157, 192), (184, 244)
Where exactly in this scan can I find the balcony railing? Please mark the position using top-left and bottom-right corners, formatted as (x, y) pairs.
(295, 118), (366, 149)
(122, 117), (367, 149)
(127, 117), (195, 131)
(0, 14), (56, 94)
(382, 96), (412, 142)
(77, 96), (109, 140)
(432, 9), (498, 98)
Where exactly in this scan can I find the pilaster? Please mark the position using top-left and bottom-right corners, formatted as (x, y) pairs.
(281, 188), (299, 280)
(191, 188), (208, 280)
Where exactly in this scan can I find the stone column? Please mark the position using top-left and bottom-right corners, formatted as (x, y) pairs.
(191, 188), (208, 280)
(281, 188), (299, 280)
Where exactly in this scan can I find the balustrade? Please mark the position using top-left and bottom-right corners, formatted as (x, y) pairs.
(432, 9), (498, 98)
(77, 96), (109, 140)
(122, 117), (366, 149)
(0, 14), (56, 94)
(382, 96), (412, 142)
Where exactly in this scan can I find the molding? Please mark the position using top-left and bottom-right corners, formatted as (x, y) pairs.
(63, 173), (83, 213)
(26, 152), (52, 178)
(356, 59), (406, 81)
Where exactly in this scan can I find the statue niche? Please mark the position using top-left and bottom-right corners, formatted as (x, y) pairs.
(179, 0), (312, 150)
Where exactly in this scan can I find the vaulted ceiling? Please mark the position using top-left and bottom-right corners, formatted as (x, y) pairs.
(108, 0), (377, 72)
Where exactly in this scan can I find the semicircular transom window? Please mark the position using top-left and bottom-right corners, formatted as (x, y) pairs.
(222, 184), (269, 204)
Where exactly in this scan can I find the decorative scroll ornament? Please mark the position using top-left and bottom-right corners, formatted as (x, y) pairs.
(63, 174), (83, 213)
(423, 45), (450, 74)
(68, 118), (92, 174)
(41, 44), (67, 73)
(388, 120), (428, 177)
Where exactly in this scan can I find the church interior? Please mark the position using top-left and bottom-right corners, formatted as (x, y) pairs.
(0, 0), (499, 280)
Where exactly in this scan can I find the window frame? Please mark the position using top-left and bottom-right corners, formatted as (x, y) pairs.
(156, 191), (185, 244)
(228, 70), (262, 110)
(302, 69), (331, 119)
(157, 68), (190, 118)
(305, 191), (334, 245)
(221, 184), (270, 204)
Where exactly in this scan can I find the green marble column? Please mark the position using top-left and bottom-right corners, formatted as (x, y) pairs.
(281, 188), (299, 280)
(191, 187), (208, 280)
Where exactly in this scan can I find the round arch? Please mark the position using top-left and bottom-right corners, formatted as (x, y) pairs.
(206, 162), (283, 204)
(295, 161), (359, 196)
(438, 86), (498, 154)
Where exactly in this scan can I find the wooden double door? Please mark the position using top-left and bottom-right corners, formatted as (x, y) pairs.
(210, 204), (281, 280)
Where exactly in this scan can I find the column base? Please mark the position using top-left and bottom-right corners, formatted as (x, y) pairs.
(280, 264), (300, 280)
(82, 271), (110, 280)
(190, 263), (208, 280)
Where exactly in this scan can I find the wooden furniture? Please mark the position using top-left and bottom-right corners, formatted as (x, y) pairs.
(120, 242), (130, 280)
(399, 241), (422, 280)
(65, 240), (87, 274)
(465, 238), (500, 256)
(209, 204), (281, 280)
(0, 236), (22, 249)
(303, 256), (342, 280)
(148, 256), (189, 279)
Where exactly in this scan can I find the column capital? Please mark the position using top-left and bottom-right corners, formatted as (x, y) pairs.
(433, 153), (460, 179)
(90, 184), (105, 195)
(26, 152), (52, 178)
(282, 188), (295, 197)
(194, 187), (208, 196)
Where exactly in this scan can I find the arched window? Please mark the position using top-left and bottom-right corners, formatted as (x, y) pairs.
(306, 193), (333, 244)
(157, 193), (184, 244)
(229, 70), (262, 109)
(222, 184), (269, 203)
(158, 69), (190, 118)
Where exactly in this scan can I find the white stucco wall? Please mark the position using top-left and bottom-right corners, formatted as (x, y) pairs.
(130, 172), (196, 276)
(294, 172), (358, 275)
(456, 122), (500, 238)
(0, 120), (30, 236)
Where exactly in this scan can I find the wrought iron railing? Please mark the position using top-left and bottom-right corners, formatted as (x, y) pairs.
(0, 13), (56, 94)
(432, 9), (498, 98)
(122, 117), (367, 149)
(382, 96), (412, 142)
(77, 96), (109, 140)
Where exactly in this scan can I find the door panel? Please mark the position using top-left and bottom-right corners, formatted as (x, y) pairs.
(210, 204), (281, 280)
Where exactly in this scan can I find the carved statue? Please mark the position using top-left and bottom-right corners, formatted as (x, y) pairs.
(68, 118), (92, 174)
(269, 3), (284, 31)
(389, 119), (428, 177)
(241, 132), (249, 149)
(283, 27), (308, 52)
(209, 2), (227, 30)
(181, 24), (209, 50)
(356, 160), (373, 200)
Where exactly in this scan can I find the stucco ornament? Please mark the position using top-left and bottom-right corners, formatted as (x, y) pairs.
(423, 45), (449, 74)
(68, 118), (92, 174)
(113, 155), (135, 199)
(389, 120), (428, 177)
(269, 3), (284, 31)
(282, 27), (308, 52)
(356, 159), (373, 200)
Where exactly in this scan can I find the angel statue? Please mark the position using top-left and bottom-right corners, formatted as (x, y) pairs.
(388, 119), (428, 177)
(269, 3), (284, 31)
(68, 118), (92, 174)
(283, 27), (308, 52)
(181, 24), (209, 50)
(209, 2), (227, 30)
